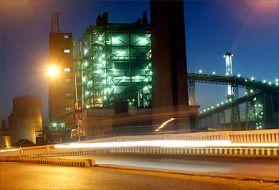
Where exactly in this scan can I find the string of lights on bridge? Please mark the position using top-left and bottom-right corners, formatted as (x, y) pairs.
(197, 69), (279, 87)
(197, 69), (279, 115)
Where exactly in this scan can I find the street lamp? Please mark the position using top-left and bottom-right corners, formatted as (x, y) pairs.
(47, 64), (60, 78)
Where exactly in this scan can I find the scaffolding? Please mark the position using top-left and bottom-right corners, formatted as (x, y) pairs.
(81, 23), (152, 109)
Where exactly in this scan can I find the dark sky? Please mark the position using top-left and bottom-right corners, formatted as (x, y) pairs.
(0, 0), (278, 119)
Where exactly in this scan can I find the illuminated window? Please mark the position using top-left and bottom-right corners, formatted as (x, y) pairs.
(64, 49), (70, 54)
(65, 93), (72, 98)
(64, 35), (69, 39)
(64, 67), (71, 72)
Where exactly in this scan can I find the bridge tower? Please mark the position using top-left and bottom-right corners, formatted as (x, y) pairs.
(224, 52), (240, 128)
(224, 52), (234, 99)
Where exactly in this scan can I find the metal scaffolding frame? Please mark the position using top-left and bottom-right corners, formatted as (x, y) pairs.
(81, 24), (152, 109)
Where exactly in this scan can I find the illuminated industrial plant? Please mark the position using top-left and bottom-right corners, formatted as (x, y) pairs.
(80, 16), (152, 109)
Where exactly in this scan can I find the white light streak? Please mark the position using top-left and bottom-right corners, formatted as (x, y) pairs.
(54, 140), (279, 149)
(155, 118), (175, 132)
(0, 148), (20, 153)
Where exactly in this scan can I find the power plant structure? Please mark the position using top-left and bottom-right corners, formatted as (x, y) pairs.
(9, 97), (43, 144)
(80, 12), (152, 109)
(48, 0), (197, 139)
(73, 12), (154, 137)
(47, 0), (278, 141)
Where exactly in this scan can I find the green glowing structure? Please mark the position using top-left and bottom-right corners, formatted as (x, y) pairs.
(80, 23), (152, 109)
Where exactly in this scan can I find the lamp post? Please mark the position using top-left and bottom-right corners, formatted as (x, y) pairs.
(74, 66), (83, 142)
(47, 64), (60, 143)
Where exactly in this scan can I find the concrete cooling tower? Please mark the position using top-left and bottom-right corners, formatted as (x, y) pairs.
(10, 97), (42, 144)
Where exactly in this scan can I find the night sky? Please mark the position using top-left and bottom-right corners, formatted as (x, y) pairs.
(0, 0), (278, 119)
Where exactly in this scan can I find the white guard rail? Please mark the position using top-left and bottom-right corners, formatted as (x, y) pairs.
(0, 129), (278, 158)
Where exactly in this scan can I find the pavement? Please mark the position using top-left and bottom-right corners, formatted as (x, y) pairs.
(56, 154), (279, 180)
(0, 162), (278, 190)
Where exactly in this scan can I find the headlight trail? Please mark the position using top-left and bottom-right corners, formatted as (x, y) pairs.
(0, 148), (20, 153)
(54, 140), (279, 149)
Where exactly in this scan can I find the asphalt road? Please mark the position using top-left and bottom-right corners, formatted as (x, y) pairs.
(0, 162), (278, 190)
(58, 154), (279, 180)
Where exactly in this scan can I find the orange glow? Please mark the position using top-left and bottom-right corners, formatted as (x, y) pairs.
(47, 65), (60, 78)
(247, 0), (279, 13)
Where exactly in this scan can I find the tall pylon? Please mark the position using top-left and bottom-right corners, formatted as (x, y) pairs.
(224, 52), (233, 99)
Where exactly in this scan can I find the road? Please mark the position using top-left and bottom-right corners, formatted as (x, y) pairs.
(0, 162), (278, 190)
(58, 154), (279, 180)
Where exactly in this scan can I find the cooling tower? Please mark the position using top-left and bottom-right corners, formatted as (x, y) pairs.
(11, 97), (42, 144)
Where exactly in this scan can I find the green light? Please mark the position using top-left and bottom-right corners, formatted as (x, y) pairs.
(52, 123), (57, 127)
(116, 50), (125, 56)
(84, 48), (88, 55)
(138, 37), (148, 45)
(82, 76), (87, 83)
(112, 36), (121, 45)
(98, 36), (103, 42)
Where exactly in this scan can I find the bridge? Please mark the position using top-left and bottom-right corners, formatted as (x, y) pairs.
(188, 73), (279, 130)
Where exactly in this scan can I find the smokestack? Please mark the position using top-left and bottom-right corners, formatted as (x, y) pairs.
(151, 0), (192, 131)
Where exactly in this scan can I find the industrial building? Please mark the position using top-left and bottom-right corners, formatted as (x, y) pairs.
(49, 13), (76, 129)
(80, 12), (151, 109)
(73, 12), (153, 137)
(49, 6), (197, 138)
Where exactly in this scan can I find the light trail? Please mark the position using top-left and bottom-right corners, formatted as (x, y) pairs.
(0, 148), (20, 153)
(155, 118), (175, 132)
(54, 140), (279, 149)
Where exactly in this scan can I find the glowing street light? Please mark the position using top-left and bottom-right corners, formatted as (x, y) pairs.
(47, 65), (60, 78)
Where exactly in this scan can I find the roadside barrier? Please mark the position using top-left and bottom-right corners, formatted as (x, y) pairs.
(0, 157), (95, 167)
(0, 129), (278, 158)
(1, 147), (278, 159)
